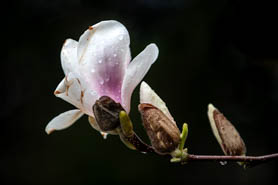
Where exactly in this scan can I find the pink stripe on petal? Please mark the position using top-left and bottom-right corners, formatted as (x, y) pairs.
(77, 20), (131, 103)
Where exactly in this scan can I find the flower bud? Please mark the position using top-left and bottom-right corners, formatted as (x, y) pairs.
(138, 103), (180, 155)
(93, 96), (124, 132)
(208, 104), (246, 156)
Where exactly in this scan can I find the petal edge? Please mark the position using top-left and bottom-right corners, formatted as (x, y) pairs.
(45, 109), (84, 134)
(140, 81), (176, 124)
(121, 43), (159, 113)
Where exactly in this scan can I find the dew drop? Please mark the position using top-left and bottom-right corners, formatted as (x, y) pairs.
(99, 79), (104, 85)
(219, 161), (227, 166)
(90, 91), (97, 96)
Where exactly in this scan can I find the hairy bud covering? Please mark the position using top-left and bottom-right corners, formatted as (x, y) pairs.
(93, 96), (124, 131)
(208, 104), (246, 156)
(138, 103), (180, 155)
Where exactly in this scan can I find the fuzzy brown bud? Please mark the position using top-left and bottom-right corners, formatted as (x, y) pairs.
(138, 103), (180, 155)
(93, 96), (124, 132)
(208, 104), (246, 156)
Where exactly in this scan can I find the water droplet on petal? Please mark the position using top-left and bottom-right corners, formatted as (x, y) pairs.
(98, 60), (102, 64)
(90, 91), (97, 96)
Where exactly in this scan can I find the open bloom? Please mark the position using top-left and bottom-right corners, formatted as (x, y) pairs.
(45, 20), (159, 136)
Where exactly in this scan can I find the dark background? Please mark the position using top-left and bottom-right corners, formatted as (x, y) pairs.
(1, 0), (278, 185)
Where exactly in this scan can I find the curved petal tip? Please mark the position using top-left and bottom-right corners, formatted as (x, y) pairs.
(45, 109), (84, 134)
(121, 43), (159, 113)
(139, 81), (175, 124)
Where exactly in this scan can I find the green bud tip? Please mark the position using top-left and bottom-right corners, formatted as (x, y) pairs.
(170, 157), (181, 163)
(119, 111), (134, 137)
(179, 123), (188, 151)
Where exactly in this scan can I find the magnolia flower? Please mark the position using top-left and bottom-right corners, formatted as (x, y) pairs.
(45, 20), (159, 137)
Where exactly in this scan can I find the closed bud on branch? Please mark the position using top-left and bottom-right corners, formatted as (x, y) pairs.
(208, 104), (246, 156)
(138, 103), (181, 155)
(93, 96), (124, 132)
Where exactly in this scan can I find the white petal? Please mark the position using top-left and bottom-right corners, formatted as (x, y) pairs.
(60, 38), (100, 113)
(121, 44), (159, 113)
(45, 109), (84, 134)
(54, 78), (67, 95)
(82, 90), (99, 116)
(207, 104), (223, 147)
(54, 73), (99, 117)
(54, 74), (82, 110)
(61, 39), (78, 75)
(77, 20), (131, 102)
(140, 81), (176, 124)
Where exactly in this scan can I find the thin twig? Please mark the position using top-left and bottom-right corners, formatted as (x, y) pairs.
(118, 110), (277, 167)
(123, 131), (278, 167)
(187, 153), (278, 167)
(124, 129), (278, 167)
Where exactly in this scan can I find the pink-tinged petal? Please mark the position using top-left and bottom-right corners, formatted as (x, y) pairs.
(121, 44), (159, 113)
(139, 81), (176, 124)
(45, 109), (84, 134)
(61, 39), (78, 75)
(77, 20), (131, 103)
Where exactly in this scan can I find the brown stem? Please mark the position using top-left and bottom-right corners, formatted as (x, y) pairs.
(123, 131), (278, 167)
(123, 130), (278, 167)
(122, 131), (156, 154)
(187, 153), (278, 167)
